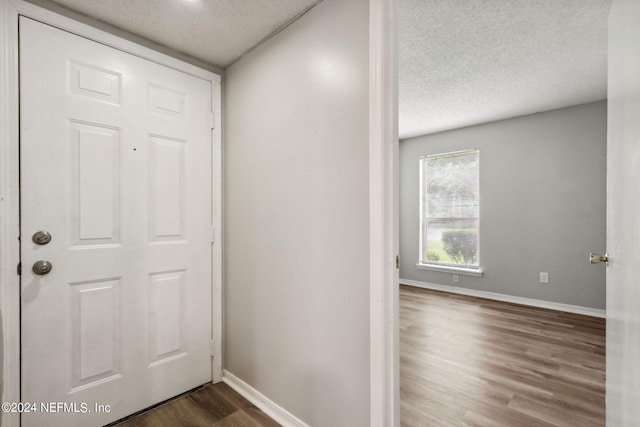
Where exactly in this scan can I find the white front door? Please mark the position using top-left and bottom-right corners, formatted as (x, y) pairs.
(20, 17), (213, 426)
(606, 0), (640, 425)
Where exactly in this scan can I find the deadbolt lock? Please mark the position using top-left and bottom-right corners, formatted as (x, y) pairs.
(32, 231), (52, 245)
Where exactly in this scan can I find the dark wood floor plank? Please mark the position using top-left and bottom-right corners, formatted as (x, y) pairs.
(400, 285), (605, 427)
(507, 393), (602, 427)
(202, 383), (281, 427)
(115, 395), (216, 427)
(188, 384), (242, 421)
(113, 382), (279, 427)
(211, 410), (263, 427)
(243, 405), (282, 427)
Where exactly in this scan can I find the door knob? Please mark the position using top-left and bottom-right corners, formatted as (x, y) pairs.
(32, 260), (52, 275)
(589, 252), (608, 264)
(32, 231), (52, 245)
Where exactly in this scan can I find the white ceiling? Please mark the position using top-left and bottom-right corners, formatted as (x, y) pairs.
(399, 0), (612, 139)
(46, 0), (322, 68)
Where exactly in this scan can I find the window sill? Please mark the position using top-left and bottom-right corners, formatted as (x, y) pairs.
(415, 263), (484, 277)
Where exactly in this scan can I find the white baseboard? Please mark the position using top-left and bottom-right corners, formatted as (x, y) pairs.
(400, 278), (606, 318)
(222, 370), (309, 427)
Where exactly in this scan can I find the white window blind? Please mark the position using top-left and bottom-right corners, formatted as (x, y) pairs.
(420, 149), (479, 269)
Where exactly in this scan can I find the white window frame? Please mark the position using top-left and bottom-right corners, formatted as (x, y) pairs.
(417, 149), (483, 276)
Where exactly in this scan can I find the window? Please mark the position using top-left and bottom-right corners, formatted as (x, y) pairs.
(419, 149), (479, 271)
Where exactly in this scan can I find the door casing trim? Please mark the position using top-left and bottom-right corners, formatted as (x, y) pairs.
(0, 3), (223, 426)
(369, 0), (399, 426)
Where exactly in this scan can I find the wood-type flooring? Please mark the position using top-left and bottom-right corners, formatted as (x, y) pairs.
(112, 382), (280, 427)
(400, 285), (605, 427)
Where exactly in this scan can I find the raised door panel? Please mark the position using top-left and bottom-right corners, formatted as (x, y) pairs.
(70, 278), (122, 391)
(149, 135), (185, 242)
(148, 270), (186, 366)
(68, 121), (121, 247)
(69, 60), (122, 105)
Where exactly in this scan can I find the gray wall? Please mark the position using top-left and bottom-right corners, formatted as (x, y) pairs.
(223, 0), (370, 425)
(400, 101), (607, 309)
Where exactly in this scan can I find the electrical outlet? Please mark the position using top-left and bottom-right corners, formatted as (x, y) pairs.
(540, 272), (549, 284)
(453, 274), (459, 284)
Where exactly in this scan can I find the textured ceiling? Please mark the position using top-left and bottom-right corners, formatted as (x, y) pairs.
(399, 0), (612, 139)
(46, 0), (322, 68)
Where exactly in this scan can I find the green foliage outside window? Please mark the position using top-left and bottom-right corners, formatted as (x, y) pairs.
(441, 229), (478, 265)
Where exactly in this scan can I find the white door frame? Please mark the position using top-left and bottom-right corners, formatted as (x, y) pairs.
(369, 0), (399, 426)
(0, 2), (223, 426)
